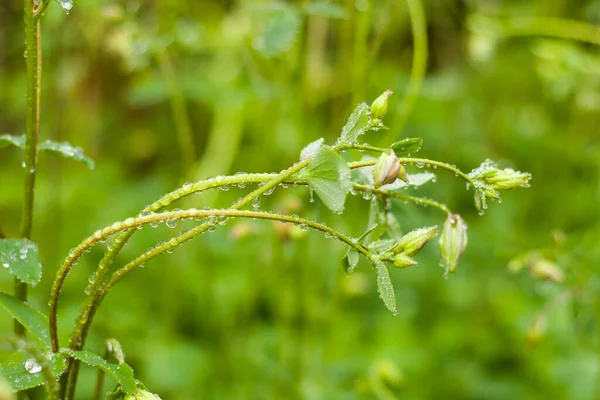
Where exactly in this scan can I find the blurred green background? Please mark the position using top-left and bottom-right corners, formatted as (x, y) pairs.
(1, 0), (600, 399)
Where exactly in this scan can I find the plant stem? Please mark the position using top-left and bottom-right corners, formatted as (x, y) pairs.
(156, 48), (195, 173)
(394, 0), (427, 135)
(17, 0), (41, 336)
(353, 183), (451, 214)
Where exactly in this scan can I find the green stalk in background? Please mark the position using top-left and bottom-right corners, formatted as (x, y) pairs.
(17, 0), (42, 336)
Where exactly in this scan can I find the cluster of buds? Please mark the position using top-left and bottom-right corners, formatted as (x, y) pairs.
(439, 214), (468, 275)
(373, 150), (408, 188)
(388, 226), (438, 268)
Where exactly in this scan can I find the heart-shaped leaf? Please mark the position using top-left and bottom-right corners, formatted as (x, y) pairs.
(300, 146), (351, 213)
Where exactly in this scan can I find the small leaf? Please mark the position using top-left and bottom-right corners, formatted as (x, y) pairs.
(0, 293), (50, 346)
(390, 138), (423, 157)
(253, 5), (301, 57)
(0, 239), (42, 286)
(0, 351), (65, 391)
(343, 247), (359, 274)
(380, 172), (436, 190)
(375, 262), (397, 315)
(302, 2), (347, 19)
(337, 103), (370, 145)
(300, 146), (351, 213)
(62, 350), (137, 394)
(0, 134), (25, 150)
(300, 138), (325, 160)
(38, 140), (94, 169)
(54, 0), (73, 14)
(367, 239), (397, 253)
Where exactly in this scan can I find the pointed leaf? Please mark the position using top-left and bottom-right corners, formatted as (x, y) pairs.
(302, 2), (347, 19)
(390, 138), (423, 157)
(343, 247), (359, 274)
(375, 262), (397, 315)
(337, 103), (370, 145)
(0, 293), (50, 346)
(38, 140), (94, 169)
(54, 0), (73, 14)
(0, 134), (25, 150)
(0, 351), (66, 391)
(300, 146), (351, 213)
(62, 350), (136, 394)
(0, 239), (42, 286)
(300, 138), (325, 160)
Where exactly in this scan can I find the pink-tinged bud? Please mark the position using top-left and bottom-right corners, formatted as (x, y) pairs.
(391, 226), (438, 256)
(123, 389), (162, 400)
(370, 89), (393, 124)
(373, 150), (402, 188)
(439, 214), (468, 275)
(393, 253), (418, 268)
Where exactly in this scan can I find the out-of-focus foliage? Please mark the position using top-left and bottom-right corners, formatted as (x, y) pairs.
(0, 0), (599, 399)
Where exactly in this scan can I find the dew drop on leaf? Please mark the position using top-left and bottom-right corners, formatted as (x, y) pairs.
(24, 358), (42, 374)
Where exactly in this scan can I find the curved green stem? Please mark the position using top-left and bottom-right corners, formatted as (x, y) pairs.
(395, 0), (427, 134)
(335, 143), (388, 154)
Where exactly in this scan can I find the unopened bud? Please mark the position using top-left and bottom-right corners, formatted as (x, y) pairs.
(123, 389), (162, 400)
(439, 214), (468, 275)
(373, 150), (403, 188)
(370, 89), (393, 124)
(391, 226), (438, 256)
(530, 259), (564, 283)
(468, 159), (531, 190)
(393, 253), (418, 268)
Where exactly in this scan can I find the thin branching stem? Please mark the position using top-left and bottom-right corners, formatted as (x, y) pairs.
(353, 184), (451, 214)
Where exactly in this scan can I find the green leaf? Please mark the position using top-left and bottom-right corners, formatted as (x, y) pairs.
(300, 138), (325, 160)
(380, 172), (436, 190)
(0, 134), (25, 150)
(300, 146), (351, 213)
(390, 138), (423, 156)
(375, 262), (397, 315)
(0, 351), (65, 391)
(0, 293), (50, 346)
(253, 4), (301, 58)
(343, 247), (359, 274)
(0, 239), (42, 286)
(302, 2), (347, 19)
(38, 140), (94, 169)
(337, 103), (370, 145)
(62, 350), (137, 394)
(55, 0), (73, 14)
(368, 239), (397, 253)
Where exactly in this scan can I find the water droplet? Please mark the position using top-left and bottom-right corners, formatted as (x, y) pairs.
(220, 185), (230, 191)
(166, 219), (177, 228)
(2, 263), (9, 268)
(264, 187), (274, 196)
(24, 359), (42, 374)
(252, 197), (261, 210)
(299, 224), (308, 231)
(183, 182), (192, 190)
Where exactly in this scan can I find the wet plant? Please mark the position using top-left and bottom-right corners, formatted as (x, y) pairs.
(0, 1), (533, 399)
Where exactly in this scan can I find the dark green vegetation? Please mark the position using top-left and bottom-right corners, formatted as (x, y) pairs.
(0, 0), (598, 399)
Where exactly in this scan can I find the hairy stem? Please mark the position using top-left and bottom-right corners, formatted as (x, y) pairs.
(17, 0), (41, 337)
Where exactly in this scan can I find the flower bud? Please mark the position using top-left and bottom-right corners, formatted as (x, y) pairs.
(530, 259), (564, 283)
(439, 214), (468, 275)
(468, 159), (531, 190)
(391, 225), (438, 256)
(393, 253), (418, 268)
(373, 150), (405, 188)
(123, 389), (162, 400)
(370, 89), (393, 124)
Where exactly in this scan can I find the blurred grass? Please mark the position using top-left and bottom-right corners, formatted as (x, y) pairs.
(1, 0), (599, 399)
